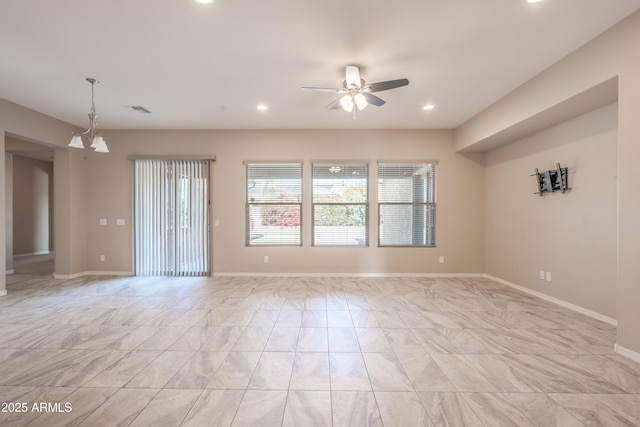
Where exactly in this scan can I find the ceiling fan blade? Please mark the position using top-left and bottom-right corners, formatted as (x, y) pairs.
(325, 97), (342, 110)
(301, 86), (341, 92)
(363, 93), (385, 106)
(367, 78), (409, 92)
(345, 65), (361, 88)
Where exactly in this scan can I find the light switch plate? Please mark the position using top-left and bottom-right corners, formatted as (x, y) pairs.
(99, 218), (107, 225)
(116, 219), (126, 226)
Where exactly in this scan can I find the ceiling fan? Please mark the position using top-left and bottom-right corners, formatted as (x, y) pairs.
(302, 65), (409, 119)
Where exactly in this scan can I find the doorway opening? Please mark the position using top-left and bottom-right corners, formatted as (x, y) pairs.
(6, 136), (55, 277)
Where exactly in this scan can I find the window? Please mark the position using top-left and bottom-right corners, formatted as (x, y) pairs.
(245, 162), (302, 246)
(378, 162), (436, 246)
(312, 162), (368, 246)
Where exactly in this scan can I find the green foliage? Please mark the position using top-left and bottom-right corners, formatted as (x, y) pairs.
(314, 205), (365, 226)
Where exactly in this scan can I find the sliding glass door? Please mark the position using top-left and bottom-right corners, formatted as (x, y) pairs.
(134, 159), (210, 276)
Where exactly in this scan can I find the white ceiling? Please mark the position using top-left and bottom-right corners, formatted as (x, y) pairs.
(1, 0), (639, 131)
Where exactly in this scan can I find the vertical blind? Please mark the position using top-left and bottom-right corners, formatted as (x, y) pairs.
(378, 162), (436, 246)
(312, 162), (368, 246)
(245, 162), (302, 246)
(134, 159), (210, 276)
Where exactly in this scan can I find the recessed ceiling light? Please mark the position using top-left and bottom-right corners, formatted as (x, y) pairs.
(195, 0), (214, 4)
(257, 104), (268, 111)
(422, 104), (435, 111)
(527, 0), (542, 3)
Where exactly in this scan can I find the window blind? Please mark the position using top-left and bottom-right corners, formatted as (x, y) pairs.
(134, 159), (210, 276)
(312, 162), (368, 246)
(245, 162), (302, 246)
(378, 162), (436, 247)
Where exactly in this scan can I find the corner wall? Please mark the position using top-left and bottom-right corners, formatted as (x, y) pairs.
(1, 98), (84, 282)
(485, 103), (618, 319)
(456, 10), (640, 354)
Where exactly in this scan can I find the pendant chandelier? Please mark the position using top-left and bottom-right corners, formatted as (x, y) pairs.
(68, 78), (109, 153)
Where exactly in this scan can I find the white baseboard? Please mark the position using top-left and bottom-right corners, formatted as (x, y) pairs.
(0, 289), (7, 297)
(5, 269), (14, 275)
(213, 272), (485, 278)
(54, 271), (133, 279)
(85, 271), (133, 277)
(485, 274), (617, 326)
(614, 344), (640, 363)
(54, 270), (485, 279)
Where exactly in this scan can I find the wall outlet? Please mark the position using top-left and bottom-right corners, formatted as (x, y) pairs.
(100, 254), (105, 262)
(116, 218), (126, 226)
(439, 256), (445, 264)
(546, 271), (552, 282)
(539, 270), (545, 280)
(214, 219), (220, 226)
(264, 255), (269, 263)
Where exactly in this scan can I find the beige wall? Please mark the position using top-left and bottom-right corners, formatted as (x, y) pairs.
(86, 129), (485, 275)
(485, 103), (618, 319)
(12, 155), (53, 255)
(457, 10), (640, 353)
(1, 98), (84, 285)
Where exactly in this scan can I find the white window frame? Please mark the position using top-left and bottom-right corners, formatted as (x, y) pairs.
(245, 162), (303, 246)
(312, 162), (369, 247)
(377, 161), (436, 247)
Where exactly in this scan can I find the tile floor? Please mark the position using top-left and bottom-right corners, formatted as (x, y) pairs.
(1, 273), (639, 426)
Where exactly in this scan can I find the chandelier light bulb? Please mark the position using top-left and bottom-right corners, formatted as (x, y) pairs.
(91, 135), (109, 152)
(94, 142), (110, 153)
(68, 134), (84, 148)
(90, 135), (104, 149)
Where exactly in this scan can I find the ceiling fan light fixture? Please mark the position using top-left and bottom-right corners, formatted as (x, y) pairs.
(304, 65), (408, 118)
(340, 95), (354, 112)
(354, 93), (368, 111)
(423, 104), (435, 111)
